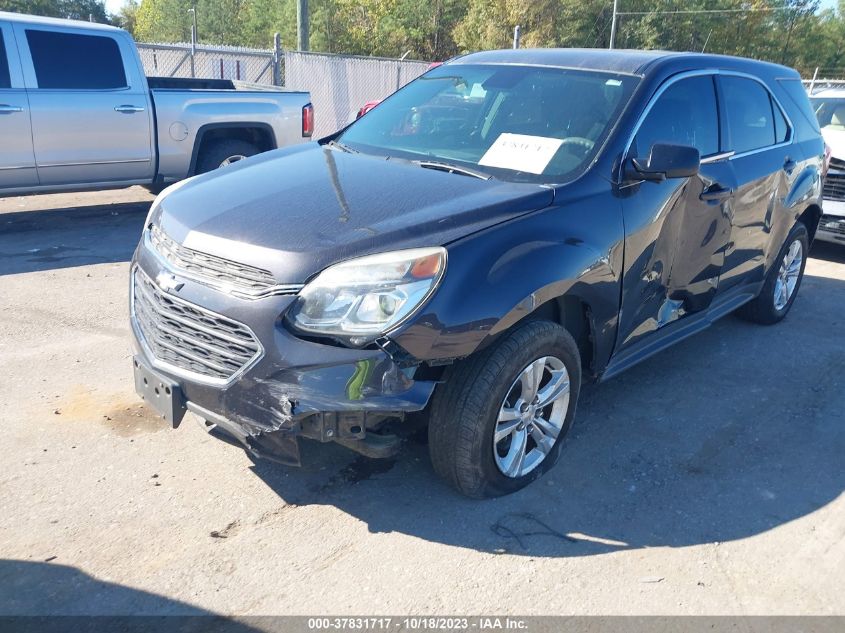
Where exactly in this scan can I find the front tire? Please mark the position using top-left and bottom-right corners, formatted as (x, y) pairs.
(738, 222), (808, 325)
(428, 320), (581, 498)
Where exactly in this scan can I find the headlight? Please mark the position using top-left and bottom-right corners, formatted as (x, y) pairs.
(287, 247), (446, 345)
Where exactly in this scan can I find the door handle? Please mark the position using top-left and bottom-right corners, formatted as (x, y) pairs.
(114, 105), (145, 114)
(783, 157), (797, 174)
(0, 104), (23, 114)
(699, 185), (734, 203)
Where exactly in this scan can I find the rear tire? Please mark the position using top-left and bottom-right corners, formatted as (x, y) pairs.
(737, 222), (808, 325)
(196, 139), (260, 174)
(428, 320), (581, 498)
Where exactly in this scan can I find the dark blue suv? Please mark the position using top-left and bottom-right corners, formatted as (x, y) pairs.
(131, 49), (824, 497)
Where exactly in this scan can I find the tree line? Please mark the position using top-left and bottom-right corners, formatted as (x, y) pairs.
(4, 0), (845, 77)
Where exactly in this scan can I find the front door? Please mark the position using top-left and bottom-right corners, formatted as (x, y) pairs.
(616, 74), (735, 352)
(14, 24), (153, 187)
(0, 23), (38, 189)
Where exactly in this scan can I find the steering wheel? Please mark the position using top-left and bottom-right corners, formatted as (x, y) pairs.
(560, 137), (595, 154)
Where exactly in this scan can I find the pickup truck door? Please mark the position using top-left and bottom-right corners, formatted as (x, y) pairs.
(13, 24), (154, 186)
(616, 73), (735, 353)
(0, 22), (38, 189)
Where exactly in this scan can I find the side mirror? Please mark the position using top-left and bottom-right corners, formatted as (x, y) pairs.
(629, 143), (700, 182)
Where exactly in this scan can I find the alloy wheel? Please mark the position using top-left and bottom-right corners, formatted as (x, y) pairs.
(774, 239), (803, 311)
(493, 355), (570, 478)
(219, 154), (247, 168)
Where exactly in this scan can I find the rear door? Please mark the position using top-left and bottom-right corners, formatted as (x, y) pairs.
(616, 73), (735, 352)
(14, 24), (154, 186)
(0, 22), (38, 189)
(716, 74), (792, 291)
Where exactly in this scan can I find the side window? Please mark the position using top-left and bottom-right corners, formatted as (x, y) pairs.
(772, 98), (788, 143)
(721, 76), (776, 153)
(25, 29), (127, 90)
(634, 75), (719, 158)
(0, 31), (10, 89)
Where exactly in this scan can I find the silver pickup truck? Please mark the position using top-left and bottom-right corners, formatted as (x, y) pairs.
(0, 12), (312, 195)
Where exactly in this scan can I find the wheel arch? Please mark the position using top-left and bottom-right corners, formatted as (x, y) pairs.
(511, 295), (596, 381)
(188, 122), (277, 175)
(798, 203), (822, 243)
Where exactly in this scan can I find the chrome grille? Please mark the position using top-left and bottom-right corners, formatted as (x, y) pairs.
(132, 268), (262, 382)
(823, 170), (845, 202)
(149, 225), (291, 297)
(820, 214), (845, 236)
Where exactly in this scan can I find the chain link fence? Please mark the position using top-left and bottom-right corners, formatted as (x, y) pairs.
(804, 79), (845, 95)
(136, 42), (429, 136)
(137, 42), (280, 86)
(283, 51), (430, 136)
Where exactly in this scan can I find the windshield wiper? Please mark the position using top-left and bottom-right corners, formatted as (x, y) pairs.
(326, 140), (359, 154)
(415, 160), (493, 180)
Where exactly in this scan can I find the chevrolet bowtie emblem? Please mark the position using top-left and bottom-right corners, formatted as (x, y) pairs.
(156, 272), (184, 293)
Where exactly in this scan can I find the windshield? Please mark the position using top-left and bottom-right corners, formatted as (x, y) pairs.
(810, 96), (845, 131)
(337, 64), (639, 184)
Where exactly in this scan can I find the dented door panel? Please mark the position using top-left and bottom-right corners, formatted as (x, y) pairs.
(616, 160), (734, 351)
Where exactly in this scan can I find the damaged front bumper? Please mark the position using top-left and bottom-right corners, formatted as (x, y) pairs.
(130, 246), (437, 466)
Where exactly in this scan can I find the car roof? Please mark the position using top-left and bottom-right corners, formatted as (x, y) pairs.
(451, 48), (799, 79)
(0, 11), (122, 33)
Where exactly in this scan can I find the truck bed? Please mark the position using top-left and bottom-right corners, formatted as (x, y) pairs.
(147, 76), (238, 90)
(146, 76), (302, 93)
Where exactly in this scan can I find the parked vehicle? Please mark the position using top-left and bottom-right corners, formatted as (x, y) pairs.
(0, 12), (312, 196)
(131, 49), (823, 498)
(356, 100), (381, 119)
(809, 88), (845, 244)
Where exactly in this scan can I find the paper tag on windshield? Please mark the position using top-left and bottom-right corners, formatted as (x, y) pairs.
(478, 133), (564, 174)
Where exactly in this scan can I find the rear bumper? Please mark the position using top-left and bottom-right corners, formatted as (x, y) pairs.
(130, 243), (436, 465)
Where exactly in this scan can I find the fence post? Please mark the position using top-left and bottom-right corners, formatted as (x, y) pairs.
(273, 33), (282, 86)
(809, 67), (819, 95)
(188, 8), (198, 78)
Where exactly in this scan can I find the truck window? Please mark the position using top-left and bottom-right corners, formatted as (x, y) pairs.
(633, 75), (720, 158)
(0, 32), (10, 89)
(25, 29), (127, 90)
(721, 76), (777, 153)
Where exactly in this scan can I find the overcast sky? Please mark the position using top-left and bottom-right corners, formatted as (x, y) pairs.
(103, 0), (840, 18)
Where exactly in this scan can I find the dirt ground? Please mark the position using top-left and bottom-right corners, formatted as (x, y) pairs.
(0, 187), (843, 616)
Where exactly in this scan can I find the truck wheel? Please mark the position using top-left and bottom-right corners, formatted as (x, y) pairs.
(428, 320), (581, 498)
(737, 222), (808, 325)
(196, 139), (260, 174)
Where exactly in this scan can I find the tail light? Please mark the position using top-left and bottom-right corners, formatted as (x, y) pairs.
(302, 103), (314, 138)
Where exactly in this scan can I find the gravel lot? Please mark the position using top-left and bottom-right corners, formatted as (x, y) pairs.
(0, 187), (843, 616)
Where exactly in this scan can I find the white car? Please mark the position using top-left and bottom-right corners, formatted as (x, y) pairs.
(810, 88), (845, 244)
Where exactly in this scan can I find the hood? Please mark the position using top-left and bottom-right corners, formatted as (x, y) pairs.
(821, 127), (845, 159)
(155, 144), (554, 283)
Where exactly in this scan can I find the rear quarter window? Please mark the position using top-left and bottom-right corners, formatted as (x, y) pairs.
(777, 78), (822, 141)
(26, 29), (127, 90)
